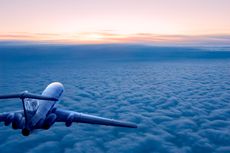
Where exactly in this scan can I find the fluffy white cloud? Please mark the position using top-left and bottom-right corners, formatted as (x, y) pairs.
(0, 45), (229, 153)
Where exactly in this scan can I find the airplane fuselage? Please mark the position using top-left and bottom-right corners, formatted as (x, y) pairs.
(22, 82), (64, 135)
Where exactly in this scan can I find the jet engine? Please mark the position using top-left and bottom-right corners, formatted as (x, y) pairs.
(43, 113), (57, 129)
(12, 113), (24, 129)
(65, 114), (74, 127)
(4, 113), (14, 126)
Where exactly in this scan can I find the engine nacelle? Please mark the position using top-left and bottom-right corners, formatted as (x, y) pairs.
(12, 113), (23, 129)
(43, 113), (57, 129)
(4, 113), (14, 126)
(65, 114), (74, 127)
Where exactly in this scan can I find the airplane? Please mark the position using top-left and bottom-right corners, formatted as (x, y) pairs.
(0, 82), (137, 136)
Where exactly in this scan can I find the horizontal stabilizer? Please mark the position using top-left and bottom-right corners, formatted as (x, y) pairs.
(0, 92), (58, 101)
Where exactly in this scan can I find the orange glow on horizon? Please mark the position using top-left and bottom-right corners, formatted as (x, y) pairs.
(0, 32), (229, 46)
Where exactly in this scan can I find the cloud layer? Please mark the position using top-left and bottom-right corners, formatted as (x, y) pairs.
(0, 45), (230, 153)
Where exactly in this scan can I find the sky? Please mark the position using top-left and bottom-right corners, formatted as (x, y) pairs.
(0, 0), (230, 45)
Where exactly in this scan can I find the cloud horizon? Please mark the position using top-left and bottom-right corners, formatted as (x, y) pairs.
(0, 32), (230, 47)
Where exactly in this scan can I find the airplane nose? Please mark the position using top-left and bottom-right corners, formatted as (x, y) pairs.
(42, 82), (64, 98)
(50, 82), (64, 90)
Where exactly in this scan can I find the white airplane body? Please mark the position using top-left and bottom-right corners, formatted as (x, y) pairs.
(0, 82), (137, 136)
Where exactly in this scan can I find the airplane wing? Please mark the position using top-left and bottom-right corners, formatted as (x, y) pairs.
(54, 109), (137, 128)
(0, 92), (58, 101)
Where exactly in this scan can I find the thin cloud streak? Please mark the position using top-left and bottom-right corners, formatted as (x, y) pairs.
(0, 32), (229, 46)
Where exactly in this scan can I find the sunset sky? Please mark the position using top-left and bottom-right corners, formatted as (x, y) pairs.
(0, 0), (230, 45)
